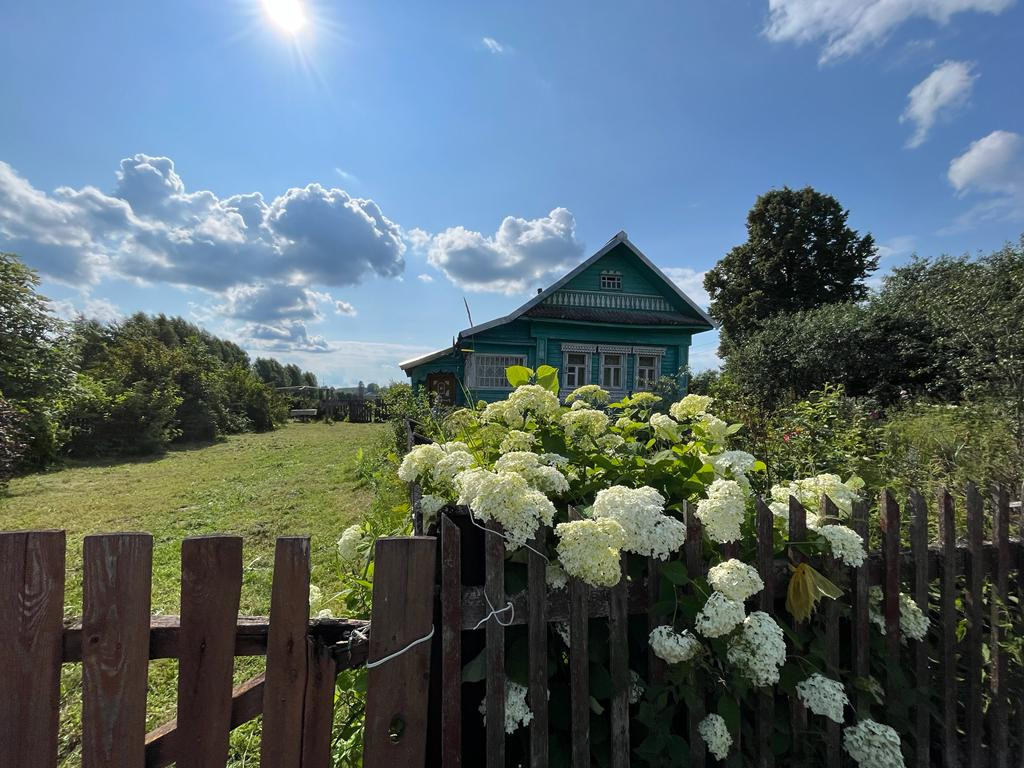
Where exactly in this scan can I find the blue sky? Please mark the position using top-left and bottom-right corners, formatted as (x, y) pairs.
(2, 0), (1022, 385)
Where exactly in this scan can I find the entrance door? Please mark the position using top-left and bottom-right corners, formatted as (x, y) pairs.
(425, 372), (457, 406)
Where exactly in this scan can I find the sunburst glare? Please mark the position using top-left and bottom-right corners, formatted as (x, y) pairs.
(262, 0), (307, 35)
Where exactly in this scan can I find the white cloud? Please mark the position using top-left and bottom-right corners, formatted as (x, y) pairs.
(427, 208), (584, 294)
(417, 273), (434, 283)
(875, 235), (916, 260)
(764, 0), (1014, 63)
(901, 60), (977, 148)
(49, 296), (123, 324)
(334, 299), (357, 315)
(661, 267), (710, 310)
(945, 130), (1024, 229)
(482, 36), (505, 54)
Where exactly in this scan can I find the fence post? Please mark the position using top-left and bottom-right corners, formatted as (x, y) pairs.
(938, 489), (959, 768)
(528, 527), (550, 768)
(440, 515), (463, 768)
(363, 536), (437, 768)
(0, 530), (66, 768)
(754, 499), (775, 768)
(965, 484), (985, 768)
(685, 503), (706, 768)
(879, 489), (901, 715)
(991, 487), (1010, 768)
(909, 491), (930, 768)
(485, 521), (507, 768)
(568, 508), (590, 768)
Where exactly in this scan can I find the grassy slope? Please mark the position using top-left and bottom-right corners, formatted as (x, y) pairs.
(0, 421), (386, 766)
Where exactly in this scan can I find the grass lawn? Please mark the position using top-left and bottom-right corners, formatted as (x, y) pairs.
(0, 420), (388, 766)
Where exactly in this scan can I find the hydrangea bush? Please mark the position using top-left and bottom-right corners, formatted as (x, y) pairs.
(398, 371), (919, 766)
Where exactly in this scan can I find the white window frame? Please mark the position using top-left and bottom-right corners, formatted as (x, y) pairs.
(562, 351), (590, 389)
(600, 271), (622, 291)
(601, 352), (624, 390)
(634, 353), (661, 391)
(467, 353), (527, 389)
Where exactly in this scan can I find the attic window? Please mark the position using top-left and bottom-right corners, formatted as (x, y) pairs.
(600, 271), (622, 291)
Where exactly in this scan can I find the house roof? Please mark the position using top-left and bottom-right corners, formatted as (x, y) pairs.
(523, 304), (710, 327)
(458, 231), (716, 338)
(398, 345), (455, 371)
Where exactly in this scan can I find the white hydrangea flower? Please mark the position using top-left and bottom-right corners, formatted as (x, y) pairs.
(456, 469), (555, 550)
(867, 587), (930, 642)
(707, 559), (764, 602)
(614, 416), (633, 429)
(553, 621), (571, 646)
(695, 591), (746, 638)
(796, 673), (849, 724)
(555, 518), (625, 588)
(570, 399), (591, 410)
(539, 452), (569, 468)
(597, 433), (625, 451)
(627, 392), (662, 408)
(727, 611), (786, 687)
(591, 485), (685, 561)
(565, 384), (611, 406)
(698, 414), (731, 448)
(432, 450), (476, 485)
(337, 524), (365, 566)
(308, 584), (322, 606)
(478, 681), (534, 734)
(629, 670), (645, 704)
(499, 430), (536, 454)
(769, 474), (862, 527)
(669, 393), (713, 421)
(397, 443), (446, 483)
(695, 479), (747, 543)
(560, 408), (610, 444)
(545, 562), (568, 591)
(698, 713), (732, 761)
(494, 451), (570, 495)
(419, 494), (447, 528)
(648, 625), (702, 664)
(507, 384), (561, 422)
(315, 608), (334, 619)
(702, 450), (758, 490)
(817, 524), (867, 567)
(649, 412), (682, 441)
(480, 399), (524, 428)
(843, 719), (905, 768)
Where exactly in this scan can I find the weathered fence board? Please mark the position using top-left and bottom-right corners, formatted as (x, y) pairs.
(992, 488), (1011, 768)
(568, 507), (590, 768)
(485, 521), (507, 768)
(755, 499), (775, 768)
(910, 491), (931, 768)
(938, 490), (959, 768)
(177, 535), (243, 768)
(851, 500), (871, 716)
(787, 497), (808, 757)
(966, 484), (985, 768)
(82, 533), (153, 768)
(363, 536), (436, 768)
(440, 515), (463, 768)
(684, 504), (707, 768)
(528, 528), (550, 768)
(0, 530), (65, 768)
(300, 638), (338, 768)
(608, 552), (631, 768)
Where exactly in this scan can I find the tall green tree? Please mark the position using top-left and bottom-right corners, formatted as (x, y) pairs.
(704, 187), (878, 347)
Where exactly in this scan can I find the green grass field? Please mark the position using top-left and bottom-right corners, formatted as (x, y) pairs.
(0, 421), (387, 766)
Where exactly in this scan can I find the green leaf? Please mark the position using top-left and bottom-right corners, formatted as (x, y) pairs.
(717, 695), (741, 733)
(462, 648), (486, 683)
(660, 560), (689, 586)
(505, 365), (533, 387)
(535, 365), (560, 395)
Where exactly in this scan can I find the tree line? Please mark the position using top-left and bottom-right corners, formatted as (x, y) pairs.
(0, 252), (322, 483)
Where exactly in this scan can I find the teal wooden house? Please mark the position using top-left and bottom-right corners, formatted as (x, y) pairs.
(400, 231), (715, 405)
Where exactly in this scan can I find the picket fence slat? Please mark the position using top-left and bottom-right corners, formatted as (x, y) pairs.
(880, 489), (902, 709)
(938, 489), (959, 768)
(966, 484), (985, 768)
(486, 520), (507, 768)
(82, 533), (153, 768)
(301, 638), (337, 768)
(0, 530), (65, 768)
(260, 536), (311, 768)
(608, 553), (631, 768)
(528, 527), (549, 768)
(822, 497), (842, 766)
(176, 535), (243, 768)
(440, 514), (463, 768)
(909, 491), (931, 768)
(851, 499), (871, 716)
(647, 556), (666, 686)
(787, 497), (808, 757)
(568, 507), (590, 768)
(684, 504), (706, 768)
(991, 488), (1010, 768)
(363, 536), (436, 768)
(755, 499), (775, 768)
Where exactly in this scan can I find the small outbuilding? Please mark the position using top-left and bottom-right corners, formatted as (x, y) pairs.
(399, 231), (715, 405)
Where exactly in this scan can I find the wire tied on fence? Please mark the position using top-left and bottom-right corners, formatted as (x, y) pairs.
(471, 590), (515, 631)
(466, 508), (550, 563)
(349, 624), (436, 670)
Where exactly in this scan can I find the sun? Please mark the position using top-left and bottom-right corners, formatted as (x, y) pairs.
(262, 0), (307, 34)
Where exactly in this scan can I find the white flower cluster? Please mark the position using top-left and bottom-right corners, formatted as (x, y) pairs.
(597, 433), (625, 451)
(555, 518), (625, 588)
(698, 713), (732, 761)
(553, 621), (571, 646)
(494, 451), (569, 495)
(727, 612), (786, 687)
(560, 408), (610, 444)
(796, 673), (849, 724)
(478, 681), (534, 734)
(565, 384), (611, 407)
(499, 429), (535, 454)
(817, 524), (867, 567)
(669, 393), (713, 420)
(702, 450), (758, 490)
(456, 469), (555, 550)
(481, 399), (525, 428)
(433, 449), (475, 485)
(591, 485), (685, 561)
(308, 584), (322, 606)
(769, 474), (862, 526)
(695, 591), (746, 638)
(545, 563), (568, 591)
(698, 414), (731, 448)
(649, 412), (681, 442)
(398, 441), (473, 486)
(507, 384), (562, 422)
(648, 625), (702, 664)
(337, 524), (365, 567)
(843, 719), (905, 768)
(696, 479), (747, 543)
(629, 670), (644, 704)
(707, 559), (764, 602)
(868, 587), (930, 642)
(419, 494), (447, 527)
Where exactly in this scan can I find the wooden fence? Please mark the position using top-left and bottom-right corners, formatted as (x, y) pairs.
(0, 531), (436, 768)
(432, 485), (1024, 767)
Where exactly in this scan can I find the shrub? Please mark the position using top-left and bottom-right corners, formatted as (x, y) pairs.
(0, 395), (26, 490)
